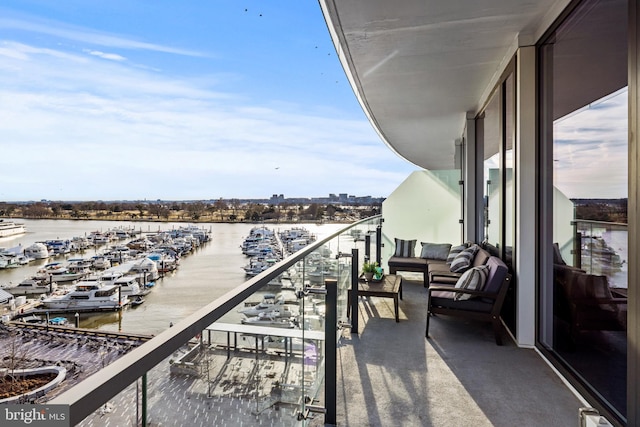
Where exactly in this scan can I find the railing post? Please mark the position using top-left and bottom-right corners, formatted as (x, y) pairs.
(571, 220), (581, 268)
(365, 233), (371, 261)
(325, 279), (337, 425)
(351, 248), (359, 333)
(575, 231), (582, 269)
(142, 373), (147, 426)
(376, 224), (382, 265)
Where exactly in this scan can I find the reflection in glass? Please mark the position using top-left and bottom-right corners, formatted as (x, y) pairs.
(540, 0), (628, 420)
(483, 90), (501, 247)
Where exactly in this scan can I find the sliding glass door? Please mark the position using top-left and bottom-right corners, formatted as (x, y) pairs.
(539, 0), (628, 422)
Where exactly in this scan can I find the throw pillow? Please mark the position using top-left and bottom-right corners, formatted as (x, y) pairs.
(394, 238), (416, 258)
(420, 242), (452, 260)
(449, 244), (480, 273)
(446, 244), (467, 265)
(454, 264), (490, 300)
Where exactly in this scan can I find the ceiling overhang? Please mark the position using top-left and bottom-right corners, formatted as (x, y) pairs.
(319, 0), (568, 170)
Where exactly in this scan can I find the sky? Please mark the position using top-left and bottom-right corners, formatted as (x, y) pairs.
(554, 88), (628, 199)
(0, 0), (417, 202)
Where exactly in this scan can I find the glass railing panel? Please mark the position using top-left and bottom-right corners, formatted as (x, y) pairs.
(207, 267), (321, 425)
(574, 220), (628, 291)
(50, 216), (379, 426)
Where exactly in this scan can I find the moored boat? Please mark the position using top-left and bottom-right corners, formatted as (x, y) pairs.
(24, 242), (50, 260)
(36, 262), (90, 283)
(241, 313), (296, 328)
(3, 277), (56, 296)
(113, 275), (142, 297)
(91, 255), (111, 270)
(0, 220), (26, 238)
(40, 282), (128, 311)
(239, 293), (286, 316)
(128, 257), (160, 283)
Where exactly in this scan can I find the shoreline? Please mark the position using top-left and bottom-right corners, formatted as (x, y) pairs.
(0, 215), (348, 225)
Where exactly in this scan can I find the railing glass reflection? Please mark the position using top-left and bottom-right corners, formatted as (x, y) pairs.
(572, 220), (627, 291)
(54, 215), (381, 426)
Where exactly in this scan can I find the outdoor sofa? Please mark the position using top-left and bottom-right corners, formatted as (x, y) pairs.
(387, 239), (490, 287)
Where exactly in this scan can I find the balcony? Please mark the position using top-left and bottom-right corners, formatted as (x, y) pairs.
(335, 276), (583, 426)
(46, 217), (583, 426)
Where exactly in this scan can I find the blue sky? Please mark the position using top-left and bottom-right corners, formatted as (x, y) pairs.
(0, 0), (416, 201)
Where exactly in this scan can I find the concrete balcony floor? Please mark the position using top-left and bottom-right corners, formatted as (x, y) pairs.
(329, 277), (584, 427)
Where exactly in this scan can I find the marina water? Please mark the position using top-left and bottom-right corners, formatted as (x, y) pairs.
(0, 219), (343, 335)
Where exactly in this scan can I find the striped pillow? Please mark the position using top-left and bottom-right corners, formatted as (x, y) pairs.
(454, 264), (490, 300)
(449, 244), (479, 273)
(394, 238), (416, 257)
(446, 244), (467, 264)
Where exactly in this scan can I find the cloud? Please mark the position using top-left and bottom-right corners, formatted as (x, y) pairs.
(0, 39), (413, 200)
(553, 89), (628, 198)
(0, 15), (204, 57)
(84, 49), (126, 62)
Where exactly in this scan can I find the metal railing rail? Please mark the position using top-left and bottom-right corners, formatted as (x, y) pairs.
(50, 215), (381, 425)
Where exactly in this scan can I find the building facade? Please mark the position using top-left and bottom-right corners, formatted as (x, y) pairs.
(320, 0), (638, 424)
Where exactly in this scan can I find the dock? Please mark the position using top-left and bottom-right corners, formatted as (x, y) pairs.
(205, 322), (324, 360)
(0, 321), (150, 404)
(8, 320), (153, 342)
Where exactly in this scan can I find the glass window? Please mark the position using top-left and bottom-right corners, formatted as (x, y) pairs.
(482, 91), (501, 249)
(504, 74), (515, 270)
(477, 69), (516, 332)
(539, 0), (628, 421)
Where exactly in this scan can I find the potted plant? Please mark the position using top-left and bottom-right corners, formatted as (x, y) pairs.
(362, 261), (379, 281)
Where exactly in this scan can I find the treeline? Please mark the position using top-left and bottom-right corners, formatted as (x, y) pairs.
(0, 200), (380, 223)
(574, 198), (627, 223)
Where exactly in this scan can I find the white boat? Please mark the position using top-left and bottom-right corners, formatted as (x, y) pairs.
(243, 307), (295, 319)
(66, 257), (94, 270)
(40, 282), (128, 311)
(3, 277), (56, 296)
(241, 312), (296, 328)
(91, 255), (111, 270)
(99, 270), (125, 285)
(15, 255), (30, 265)
(106, 244), (132, 263)
(45, 239), (73, 255)
(91, 233), (110, 245)
(147, 252), (179, 272)
(113, 275), (142, 297)
(244, 242), (277, 257)
(36, 262), (89, 283)
(128, 257), (160, 282)
(0, 253), (18, 269)
(239, 293), (286, 316)
(243, 256), (278, 276)
(24, 243), (49, 260)
(0, 220), (26, 238)
(71, 236), (93, 250)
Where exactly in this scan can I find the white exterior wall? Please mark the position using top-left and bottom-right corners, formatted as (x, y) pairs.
(553, 187), (577, 264)
(381, 169), (461, 269)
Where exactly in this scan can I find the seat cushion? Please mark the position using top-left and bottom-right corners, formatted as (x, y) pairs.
(387, 256), (427, 269)
(430, 282), (456, 299)
(430, 295), (493, 313)
(394, 238), (417, 257)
